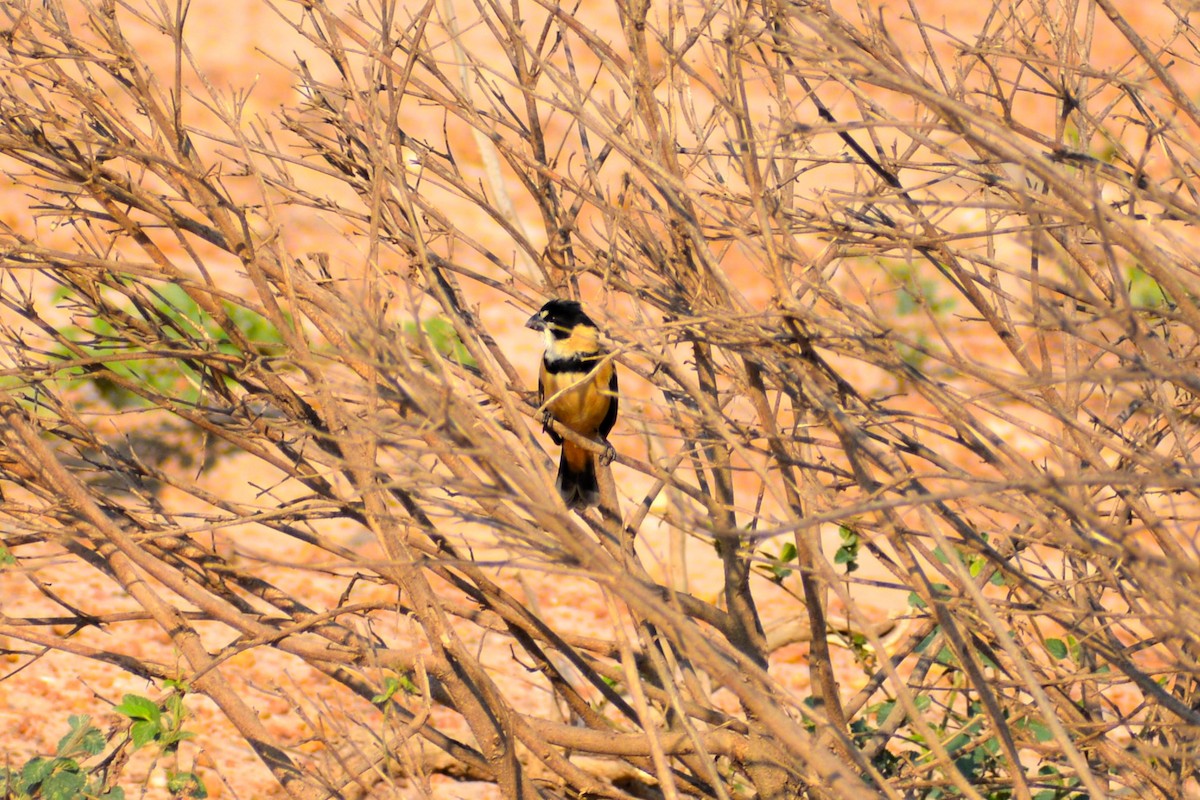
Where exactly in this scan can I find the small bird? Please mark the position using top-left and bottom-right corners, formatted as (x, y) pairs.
(526, 299), (618, 509)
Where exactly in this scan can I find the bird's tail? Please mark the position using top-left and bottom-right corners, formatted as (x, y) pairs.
(557, 441), (599, 509)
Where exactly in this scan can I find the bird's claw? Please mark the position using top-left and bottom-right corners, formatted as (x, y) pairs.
(599, 441), (616, 467)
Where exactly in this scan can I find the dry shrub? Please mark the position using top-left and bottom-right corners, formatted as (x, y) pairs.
(1, 0), (1198, 798)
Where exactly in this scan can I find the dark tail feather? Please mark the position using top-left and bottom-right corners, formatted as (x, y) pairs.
(557, 451), (599, 509)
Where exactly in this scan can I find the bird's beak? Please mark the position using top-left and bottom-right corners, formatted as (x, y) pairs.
(525, 313), (546, 331)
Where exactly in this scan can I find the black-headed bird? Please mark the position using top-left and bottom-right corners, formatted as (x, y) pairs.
(525, 299), (618, 509)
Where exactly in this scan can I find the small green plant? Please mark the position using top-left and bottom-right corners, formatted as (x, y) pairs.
(765, 541), (798, 582)
(51, 282), (288, 408)
(1127, 266), (1169, 307)
(1031, 764), (1086, 799)
(834, 525), (860, 573)
(0, 687), (210, 800)
(402, 317), (477, 368)
(889, 263), (956, 317)
(1044, 637), (1070, 661)
(164, 772), (206, 799)
(370, 674), (419, 705)
(113, 686), (206, 799)
(931, 538), (1006, 587)
(0, 715), (123, 800)
(113, 689), (195, 753)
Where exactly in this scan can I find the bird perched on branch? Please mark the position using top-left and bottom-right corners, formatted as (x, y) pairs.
(526, 299), (618, 509)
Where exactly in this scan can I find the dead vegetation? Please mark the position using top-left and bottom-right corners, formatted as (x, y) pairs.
(1, 0), (1200, 797)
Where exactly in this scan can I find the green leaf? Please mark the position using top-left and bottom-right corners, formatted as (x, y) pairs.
(404, 317), (477, 368)
(372, 676), (400, 705)
(130, 719), (162, 750)
(833, 526), (860, 573)
(165, 692), (186, 721)
(914, 630), (938, 653)
(1045, 638), (1068, 660)
(1027, 719), (1053, 743)
(1128, 266), (1169, 307)
(944, 732), (971, 754)
(19, 757), (56, 791)
(56, 715), (104, 758)
(114, 694), (161, 724)
(769, 542), (798, 581)
(40, 768), (86, 800)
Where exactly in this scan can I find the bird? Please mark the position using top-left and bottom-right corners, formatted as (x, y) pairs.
(525, 299), (618, 509)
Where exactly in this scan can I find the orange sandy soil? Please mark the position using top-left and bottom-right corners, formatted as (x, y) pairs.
(0, 0), (1188, 797)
